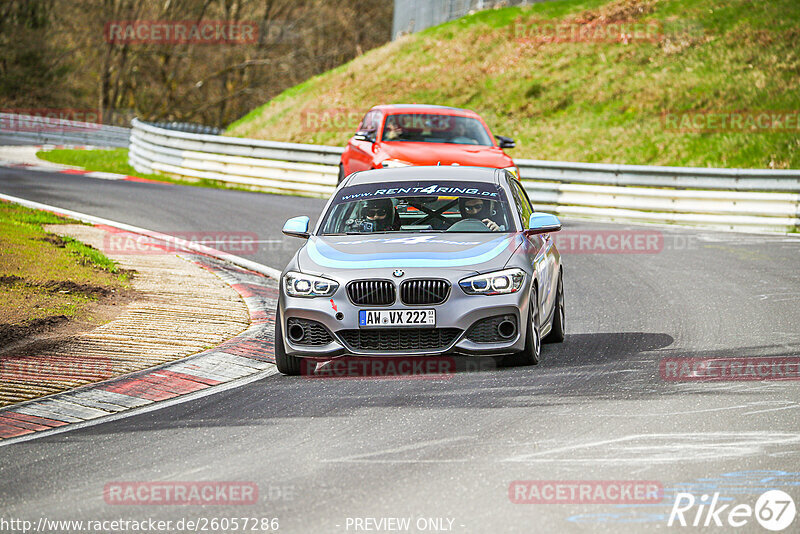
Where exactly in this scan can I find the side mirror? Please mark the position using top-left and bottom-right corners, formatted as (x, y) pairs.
(283, 216), (310, 239)
(527, 212), (562, 235)
(495, 135), (515, 149)
(353, 130), (376, 143)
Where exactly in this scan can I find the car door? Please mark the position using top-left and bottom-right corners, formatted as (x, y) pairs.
(509, 178), (557, 322)
(347, 110), (381, 173)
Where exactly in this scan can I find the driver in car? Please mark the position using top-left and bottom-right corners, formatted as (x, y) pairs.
(383, 117), (403, 141)
(458, 197), (503, 231)
(347, 198), (400, 232)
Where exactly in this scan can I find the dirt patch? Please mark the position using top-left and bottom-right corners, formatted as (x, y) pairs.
(0, 275), (120, 298)
(0, 288), (135, 357)
(39, 279), (114, 298)
(40, 234), (67, 247)
(0, 316), (69, 348)
(574, 0), (660, 24)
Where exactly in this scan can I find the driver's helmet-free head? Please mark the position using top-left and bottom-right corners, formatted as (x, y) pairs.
(360, 198), (395, 231)
(458, 197), (492, 220)
(384, 117), (402, 140)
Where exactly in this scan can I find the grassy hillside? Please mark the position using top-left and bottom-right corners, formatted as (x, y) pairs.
(227, 0), (800, 169)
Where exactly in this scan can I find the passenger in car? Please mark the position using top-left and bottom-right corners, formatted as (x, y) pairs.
(450, 122), (477, 144)
(458, 198), (502, 231)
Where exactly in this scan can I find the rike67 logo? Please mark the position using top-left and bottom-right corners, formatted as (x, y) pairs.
(668, 490), (796, 531)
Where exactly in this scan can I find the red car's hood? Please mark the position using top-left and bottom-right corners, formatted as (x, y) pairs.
(379, 142), (514, 168)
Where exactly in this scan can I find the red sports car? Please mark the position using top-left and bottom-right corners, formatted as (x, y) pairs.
(338, 104), (518, 183)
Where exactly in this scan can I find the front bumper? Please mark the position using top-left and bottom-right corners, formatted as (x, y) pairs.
(278, 282), (530, 359)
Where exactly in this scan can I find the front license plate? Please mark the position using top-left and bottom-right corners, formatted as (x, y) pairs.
(359, 309), (436, 327)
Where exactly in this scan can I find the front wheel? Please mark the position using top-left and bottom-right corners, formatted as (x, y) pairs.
(501, 286), (541, 367)
(274, 309), (303, 375)
(543, 270), (565, 344)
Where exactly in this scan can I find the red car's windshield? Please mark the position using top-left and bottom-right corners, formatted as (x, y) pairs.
(381, 114), (493, 146)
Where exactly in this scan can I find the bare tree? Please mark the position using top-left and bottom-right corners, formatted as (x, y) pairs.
(0, 0), (392, 127)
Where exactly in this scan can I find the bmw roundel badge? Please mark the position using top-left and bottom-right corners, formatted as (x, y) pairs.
(393, 269), (404, 278)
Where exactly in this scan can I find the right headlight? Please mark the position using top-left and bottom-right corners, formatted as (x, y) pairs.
(284, 271), (339, 298)
(459, 268), (525, 295)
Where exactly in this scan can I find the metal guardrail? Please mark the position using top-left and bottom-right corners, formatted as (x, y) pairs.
(129, 118), (341, 196)
(0, 113), (130, 148)
(517, 160), (800, 232)
(517, 160), (800, 192)
(148, 121), (222, 136)
(129, 119), (800, 233)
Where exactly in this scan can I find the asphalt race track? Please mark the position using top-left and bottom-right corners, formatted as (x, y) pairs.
(1, 167), (799, 533)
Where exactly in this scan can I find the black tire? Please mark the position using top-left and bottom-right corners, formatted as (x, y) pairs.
(337, 164), (345, 185)
(543, 270), (565, 344)
(502, 286), (541, 366)
(274, 310), (303, 375)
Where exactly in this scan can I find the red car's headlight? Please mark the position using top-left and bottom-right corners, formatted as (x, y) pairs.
(380, 159), (413, 169)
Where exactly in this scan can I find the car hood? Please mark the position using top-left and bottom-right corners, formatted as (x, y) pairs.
(298, 233), (524, 275)
(379, 142), (513, 168)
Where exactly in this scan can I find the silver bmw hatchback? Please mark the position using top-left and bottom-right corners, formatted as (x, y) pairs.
(276, 166), (564, 375)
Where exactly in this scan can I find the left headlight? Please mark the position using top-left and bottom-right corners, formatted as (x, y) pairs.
(459, 268), (525, 295)
(284, 271), (339, 298)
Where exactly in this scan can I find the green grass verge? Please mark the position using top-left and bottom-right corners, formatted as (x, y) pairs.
(0, 201), (130, 330)
(37, 148), (144, 177)
(36, 148), (273, 193)
(226, 0), (800, 169)
(36, 148), (172, 182)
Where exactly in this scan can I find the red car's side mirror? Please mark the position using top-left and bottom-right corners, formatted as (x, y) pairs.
(495, 135), (515, 149)
(353, 130), (376, 143)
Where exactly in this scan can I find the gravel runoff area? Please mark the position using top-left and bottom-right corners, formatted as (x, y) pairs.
(0, 224), (250, 406)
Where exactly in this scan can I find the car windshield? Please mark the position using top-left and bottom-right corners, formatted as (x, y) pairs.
(319, 180), (514, 235)
(381, 114), (493, 146)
